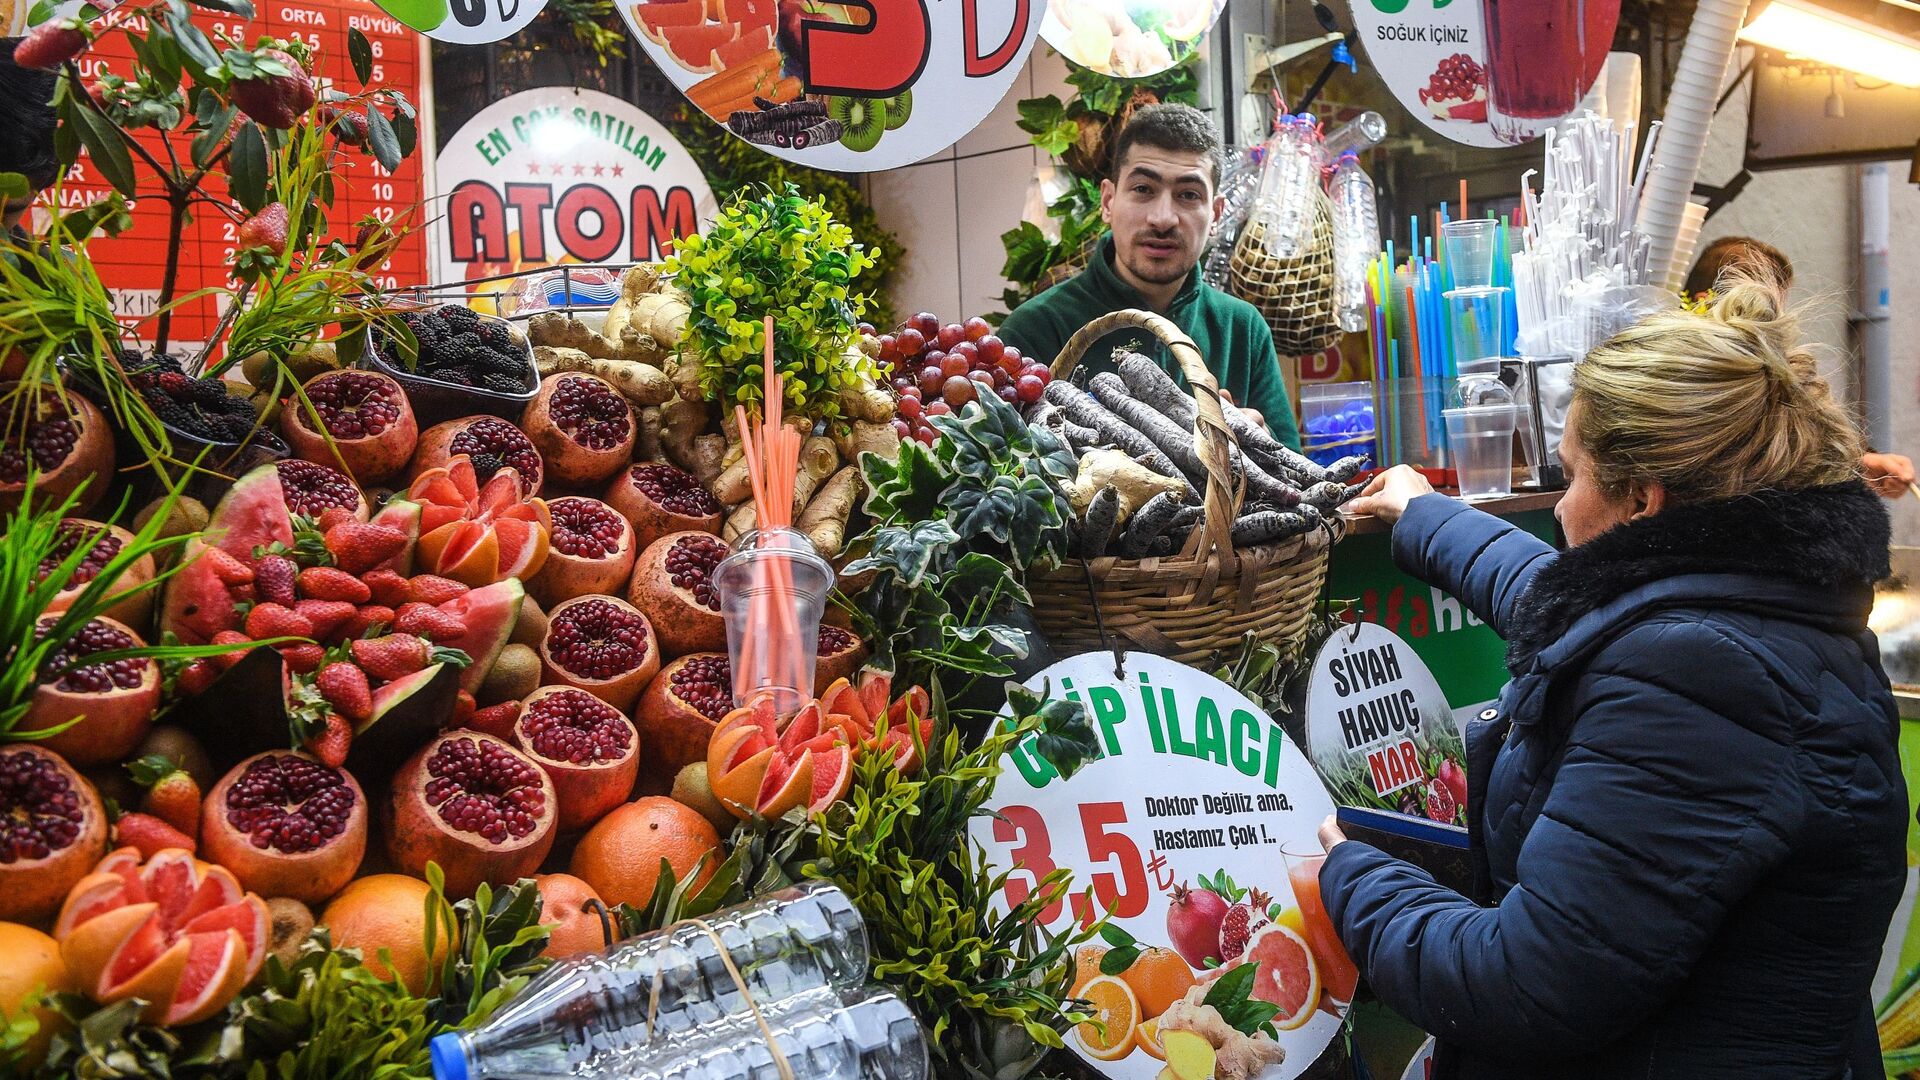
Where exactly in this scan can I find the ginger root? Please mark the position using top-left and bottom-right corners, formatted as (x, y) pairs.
(657, 395), (711, 474)
(797, 466), (859, 559)
(839, 380), (897, 423)
(833, 420), (901, 464)
(723, 500), (759, 544)
(1158, 986), (1286, 1080)
(628, 292), (688, 349)
(1063, 449), (1186, 524)
(620, 262), (665, 302)
(527, 312), (616, 359)
(532, 346), (673, 407)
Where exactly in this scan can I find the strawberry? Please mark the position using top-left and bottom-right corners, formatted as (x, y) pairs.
(315, 661), (373, 723)
(393, 601), (463, 642)
(231, 48), (315, 130)
(344, 604), (395, 639)
(245, 601), (312, 640)
(450, 689), (477, 728)
(254, 553), (299, 605)
(279, 641), (326, 674)
(350, 634), (431, 682)
(298, 566), (371, 603)
(114, 812), (195, 858)
(128, 755), (202, 840)
(176, 659), (219, 696)
(325, 522), (407, 574)
(237, 203), (289, 251)
(10, 21), (88, 70)
(315, 507), (357, 534)
(466, 700), (521, 740)
(404, 574), (468, 606)
(210, 630), (254, 670)
(295, 598), (357, 641)
(201, 547), (256, 586)
(363, 568), (410, 607)
(304, 713), (351, 768)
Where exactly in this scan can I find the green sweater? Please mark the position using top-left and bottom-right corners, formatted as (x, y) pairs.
(998, 235), (1301, 450)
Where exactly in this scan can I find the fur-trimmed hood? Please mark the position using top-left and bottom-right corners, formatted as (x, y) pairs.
(1504, 480), (1891, 670)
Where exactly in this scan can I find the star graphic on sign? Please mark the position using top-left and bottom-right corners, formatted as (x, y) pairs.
(527, 161), (542, 175)
(551, 163), (567, 176)
(592, 163), (606, 176)
(610, 164), (624, 178)
(573, 164), (586, 176)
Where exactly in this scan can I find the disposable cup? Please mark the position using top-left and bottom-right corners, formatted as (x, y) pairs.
(1446, 286), (1509, 365)
(1444, 404), (1517, 499)
(1442, 219), (1499, 288)
(715, 528), (834, 714)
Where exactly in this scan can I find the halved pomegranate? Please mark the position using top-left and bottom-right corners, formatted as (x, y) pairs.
(412, 415), (544, 497)
(537, 595), (661, 711)
(269, 459), (370, 520)
(0, 745), (108, 924)
(22, 616), (162, 766)
(513, 686), (640, 831)
(409, 455), (551, 586)
(54, 847), (269, 1025)
(41, 519), (155, 629)
(0, 382), (115, 517)
(707, 696), (852, 819)
(813, 625), (868, 694)
(199, 752), (367, 906)
(604, 463), (722, 550)
(385, 731), (557, 899)
(634, 652), (733, 790)
(627, 531), (728, 657)
(281, 370), (419, 483)
(522, 374), (635, 487)
(528, 496), (636, 609)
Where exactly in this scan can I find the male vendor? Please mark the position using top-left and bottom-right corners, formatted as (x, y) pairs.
(998, 103), (1300, 449)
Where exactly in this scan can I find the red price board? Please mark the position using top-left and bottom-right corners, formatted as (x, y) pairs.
(59, 0), (427, 348)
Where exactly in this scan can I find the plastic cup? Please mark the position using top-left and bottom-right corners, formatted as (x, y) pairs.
(1446, 286), (1509, 365)
(1445, 405), (1517, 500)
(1441, 219), (1499, 289)
(715, 528), (835, 714)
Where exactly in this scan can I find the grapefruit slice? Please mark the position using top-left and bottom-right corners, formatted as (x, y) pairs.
(722, 0), (775, 28)
(409, 456), (551, 587)
(755, 747), (814, 819)
(819, 677), (874, 733)
(660, 22), (737, 73)
(806, 744), (852, 812)
(856, 670), (892, 721)
(1241, 923), (1319, 1030)
(632, 0), (705, 43)
(1075, 974), (1139, 1061)
(714, 25), (771, 69)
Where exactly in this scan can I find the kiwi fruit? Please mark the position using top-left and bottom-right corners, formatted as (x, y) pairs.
(829, 96), (888, 153)
(883, 89), (911, 130)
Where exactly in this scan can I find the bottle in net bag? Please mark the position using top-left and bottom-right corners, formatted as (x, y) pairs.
(572, 988), (928, 1080)
(1202, 143), (1265, 290)
(431, 881), (868, 1080)
(1330, 150), (1381, 332)
(1253, 115), (1324, 260)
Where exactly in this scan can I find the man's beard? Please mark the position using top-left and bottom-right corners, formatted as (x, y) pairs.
(1124, 235), (1194, 285)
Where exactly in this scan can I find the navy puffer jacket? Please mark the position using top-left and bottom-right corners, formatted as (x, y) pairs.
(1320, 483), (1905, 1080)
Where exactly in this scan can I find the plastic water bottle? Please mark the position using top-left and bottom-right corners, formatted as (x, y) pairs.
(431, 882), (869, 1080)
(1254, 115), (1324, 260)
(570, 987), (847, 1076)
(1330, 151), (1380, 332)
(571, 988), (929, 1080)
(1202, 144), (1264, 289)
(1321, 111), (1386, 161)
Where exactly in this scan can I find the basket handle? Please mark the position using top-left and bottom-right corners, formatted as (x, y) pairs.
(1047, 309), (1244, 571)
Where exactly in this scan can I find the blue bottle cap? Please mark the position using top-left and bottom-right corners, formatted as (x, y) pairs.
(431, 1033), (467, 1080)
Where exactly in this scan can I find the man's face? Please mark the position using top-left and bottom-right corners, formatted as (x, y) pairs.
(1100, 145), (1222, 290)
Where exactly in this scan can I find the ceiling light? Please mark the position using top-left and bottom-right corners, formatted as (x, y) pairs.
(1739, 0), (1920, 87)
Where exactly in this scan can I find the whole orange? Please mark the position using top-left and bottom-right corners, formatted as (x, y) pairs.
(534, 873), (608, 959)
(569, 797), (721, 908)
(0, 922), (73, 1069)
(1069, 944), (1108, 997)
(320, 874), (451, 994)
(1119, 946), (1195, 1019)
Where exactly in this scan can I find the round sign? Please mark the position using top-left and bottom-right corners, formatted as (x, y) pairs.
(1040, 0), (1222, 78)
(373, 0), (544, 43)
(1347, 0), (1618, 146)
(1302, 622), (1464, 826)
(619, 0), (1043, 170)
(973, 652), (1348, 1079)
(1401, 1038), (1436, 1080)
(433, 88), (717, 291)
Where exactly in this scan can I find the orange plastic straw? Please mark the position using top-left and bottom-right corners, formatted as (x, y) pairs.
(1459, 179), (1468, 220)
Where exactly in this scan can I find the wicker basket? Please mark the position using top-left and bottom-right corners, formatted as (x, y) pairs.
(1228, 193), (1341, 356)
(1027, 310), (1340, 665)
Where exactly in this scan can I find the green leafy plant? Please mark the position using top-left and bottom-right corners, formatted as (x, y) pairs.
(663, 183), (880, 421)
(420, 865), (554, 1030)
(1201, 963), (1282, 1040)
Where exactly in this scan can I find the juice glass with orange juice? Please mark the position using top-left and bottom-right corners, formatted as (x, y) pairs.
(1281, 844), (1359, 1006)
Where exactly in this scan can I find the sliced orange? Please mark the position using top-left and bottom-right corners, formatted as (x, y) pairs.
(1135, 1016), (1166, 1061)
(1075, 974), (1138, 1061)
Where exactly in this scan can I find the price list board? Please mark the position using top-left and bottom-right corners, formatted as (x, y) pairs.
(62, 0), (428, 348)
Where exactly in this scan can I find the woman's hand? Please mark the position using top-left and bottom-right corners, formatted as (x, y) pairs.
(1344, 465), (1434, 525)
(1863, 452), (1915, 500)
(1319, 815), (1347, 852)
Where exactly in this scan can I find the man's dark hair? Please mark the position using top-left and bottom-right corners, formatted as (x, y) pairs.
(1110, 103), (1220, 190)
(1, 38), (60, 191)
(1683, 235), (1794, 299)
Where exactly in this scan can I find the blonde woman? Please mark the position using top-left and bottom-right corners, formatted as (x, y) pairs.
(1323, 276), (1904, 1080)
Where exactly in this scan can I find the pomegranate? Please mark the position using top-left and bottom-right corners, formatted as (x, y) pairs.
(626, 531), (728, 657)
(385, 731), (557, 899)
(200, 751), (367, 906)
(1423, 776), (1460, 824)
(21, 616), (161, 766)
(634, 652), (732, 791)
(1166, 882), (1231, 968)
(280, 370), (418, 483)
(604, 463), (722, 550)
(1436, 758), (1468, 808)
(40, 519), (155, 629)
(412, 415), (544, 497)
(537, 595), (661, 711)
(0, 746), (108, 923)
(0, 382), (115, 517)
(1218, 886), (1271, 963)
(274, 458), (370, 519)
(522, 374), (635, 487)
(528, 496), (636, 609)
(513, 686), (640, 831)
(813, 625), (867, 694)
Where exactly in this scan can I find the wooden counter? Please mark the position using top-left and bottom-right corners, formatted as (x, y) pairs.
(1338, 488), (1565, 537)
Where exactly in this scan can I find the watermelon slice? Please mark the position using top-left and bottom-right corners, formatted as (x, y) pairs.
(344, 662), (459, 780)
(368, 499), (421, 575)
(434, 578), (525, 694)
(632, 0), (706, 43)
